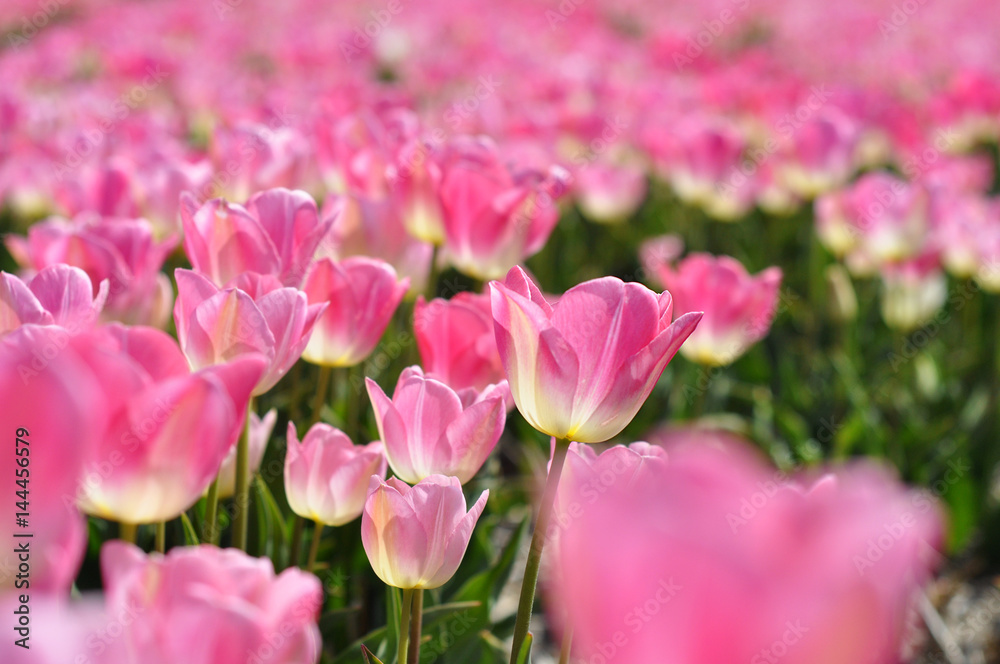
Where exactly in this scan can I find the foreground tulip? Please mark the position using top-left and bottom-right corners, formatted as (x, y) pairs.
(647, 253), (783, 366)
(551, 440), (943, 664)
(301, 257), (408, 367)
(101, 542), (323, 664)
(173, 269), (325, 395)
(74, 325), (264, 524)
(215, 408), (277, 499)
(362, 475), (488, 590)
(414, 292), (507, 393)
(490, 266), (701, 443)
(285, 422), (387, 526)
(367, 366), (507, 484)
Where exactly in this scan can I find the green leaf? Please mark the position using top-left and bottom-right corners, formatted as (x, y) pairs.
(179, 512), (200, 546)
(514, 632), (533, 664)
(361, 645), (386, 664)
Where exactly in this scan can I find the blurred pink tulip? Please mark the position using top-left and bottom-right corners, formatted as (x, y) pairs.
(5, 215), (176, 327)
(180, 188), (331, 288)
(74, 325), (264, 524)
(101, 542), (323, 664)
(552, 440), (943, 664)
(300, 257), (408, 367)
(414, 292), (507, 393)
(392, 138), (446, 244)
(0, 265), (108, 335)
(362, 475), (488, 589)
(439, 137), (571, 280)
(284, 422), (387, 526)
(648, 253), (783, 366)
(490, 266), (701, 442)
(880, 256), (948, 332)
(366, 366), (507, 484)
(574, 160), (647, 224)
(776, 109), (858, 198)
(173, 268), (325, 395)
(216, 408), (277, 499)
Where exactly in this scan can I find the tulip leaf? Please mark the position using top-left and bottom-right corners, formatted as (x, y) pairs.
(361, 645), (385, 664)
(179, 512), (200, 546)
(514, 632), (533, 664)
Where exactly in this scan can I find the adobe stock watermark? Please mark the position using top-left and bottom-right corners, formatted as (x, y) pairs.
(444, 75), (503, 130)
(5, 0), (71, 50)
(673, 0), (754, 70)
(339, 0), (411, 62)
(879, 0), (932, 37)
(750, 620), (810, 663)
(586, 578), (681, 664)
(571, 116), (629, 167)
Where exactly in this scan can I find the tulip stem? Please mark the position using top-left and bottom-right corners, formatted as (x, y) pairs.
(407, 589), (423, 664)
(306, 521), (325, 573)
(558, 627), (573, 664)
(508, 437), (571, 664)
(426, 245), (440, 298)
(119, 522), (137, 544)
(233, 398), (254, 552)
(155, 521), (166, 553)
(313, 366), (332, 424)
(288, 515), (305, 568)
(204, 477), (220, 545)
(398, 588), (415, 664)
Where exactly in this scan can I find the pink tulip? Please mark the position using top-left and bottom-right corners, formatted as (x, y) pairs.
(776, 108), (858, 198)
(490, 266), (701, 442)
(414, 292), (507, 393)
(439, 137), (571, 280)
(285, 422), (387, 526)
(5, 215), (176, 327)
(179, 188), (332, 288)
(880, 256), (948, 331)
(300, 257), (408, 367)
(362, 475), (488, 589)
(551, 440), (942, 664)
(0, 265), (108, 335)
(573, 160), (647, 224)
(391, 137), (446, 244)
(216, 408), (277, 499)
(648, 253), (782, 366)
(74, 325), (265, 524)
(366, 366), (507, 484)
(209, 124), (312, 203)
(173, 268), (325, 395)
(101, 542), (323, 664)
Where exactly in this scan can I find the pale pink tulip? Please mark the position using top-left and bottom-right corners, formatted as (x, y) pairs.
(414, 292), (506, 393)
(573, 160), (647, 224)
(647, 253), (782, 366)
(880, 256), (948, 331)
(362, 475), (488, 589)
(0, 265), (108, 336)
(216, 408), (277, 499)
(173, 268), (325, 395)
(300, 257), (408, 367)
(552, 440), (942, 664)
(179, 188), (331, 288)
(490, 266), (701, 442)
(367, 366), (507, 484)
(101, 542), (323, 664)
(285, 422), (387, 526)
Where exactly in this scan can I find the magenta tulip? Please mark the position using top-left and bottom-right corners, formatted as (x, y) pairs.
(490, 266), (701, 442)
(552, 439), (943, 664)
(648, 253), (783, 366)
(101, 542), (323, 664)
(285, 422), (387, 526)
(362, 475), (488, 589)
(300, 257), (408, 367)
(173, 268), (325, 395)
(367, 366), (507, 484)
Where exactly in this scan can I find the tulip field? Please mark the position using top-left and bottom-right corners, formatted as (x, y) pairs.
(3, 0), (1000, 662)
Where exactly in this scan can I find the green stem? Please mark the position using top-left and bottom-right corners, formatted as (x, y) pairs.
(155, 521), (166, 553)
(508, 437), (572, 664)
(288, 515), (305, 569)
(558, 627), (573, 664)
(232, 398), (254, 552)
(306, 521), (325, 573)
(407, 589), (424, 664)
(398, 588), (415, 664)
(204, 476), (220, 545)
(313, 366), (332, 425)
(119, 522), (137, 544)
(425, 245), (440, 299)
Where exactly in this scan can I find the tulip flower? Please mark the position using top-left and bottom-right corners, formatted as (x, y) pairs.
(300, 257), (408, 368)
(880, 256), (947, 331)
(366, 366), (507, 484)
(0, 265), (108, 335)
(179, 187), (332, 288)
(101, 542), (323, 664)
(216, 408), (277, 499)
(173, 268), (325, 395)
(776, 108), (858, 198)
(74, 325), (265, 525)
(573, 159), (647, 224)
(490, 266), (701, 443)
(285, 422), (387, 526)
(551, 439), (942, 664)
(362, 475), (488, 590)
(646, 253), (783, 366)
(413, 292), (507, 394)
(439, 137), (571, 281)
(5, 215), (176, 327)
